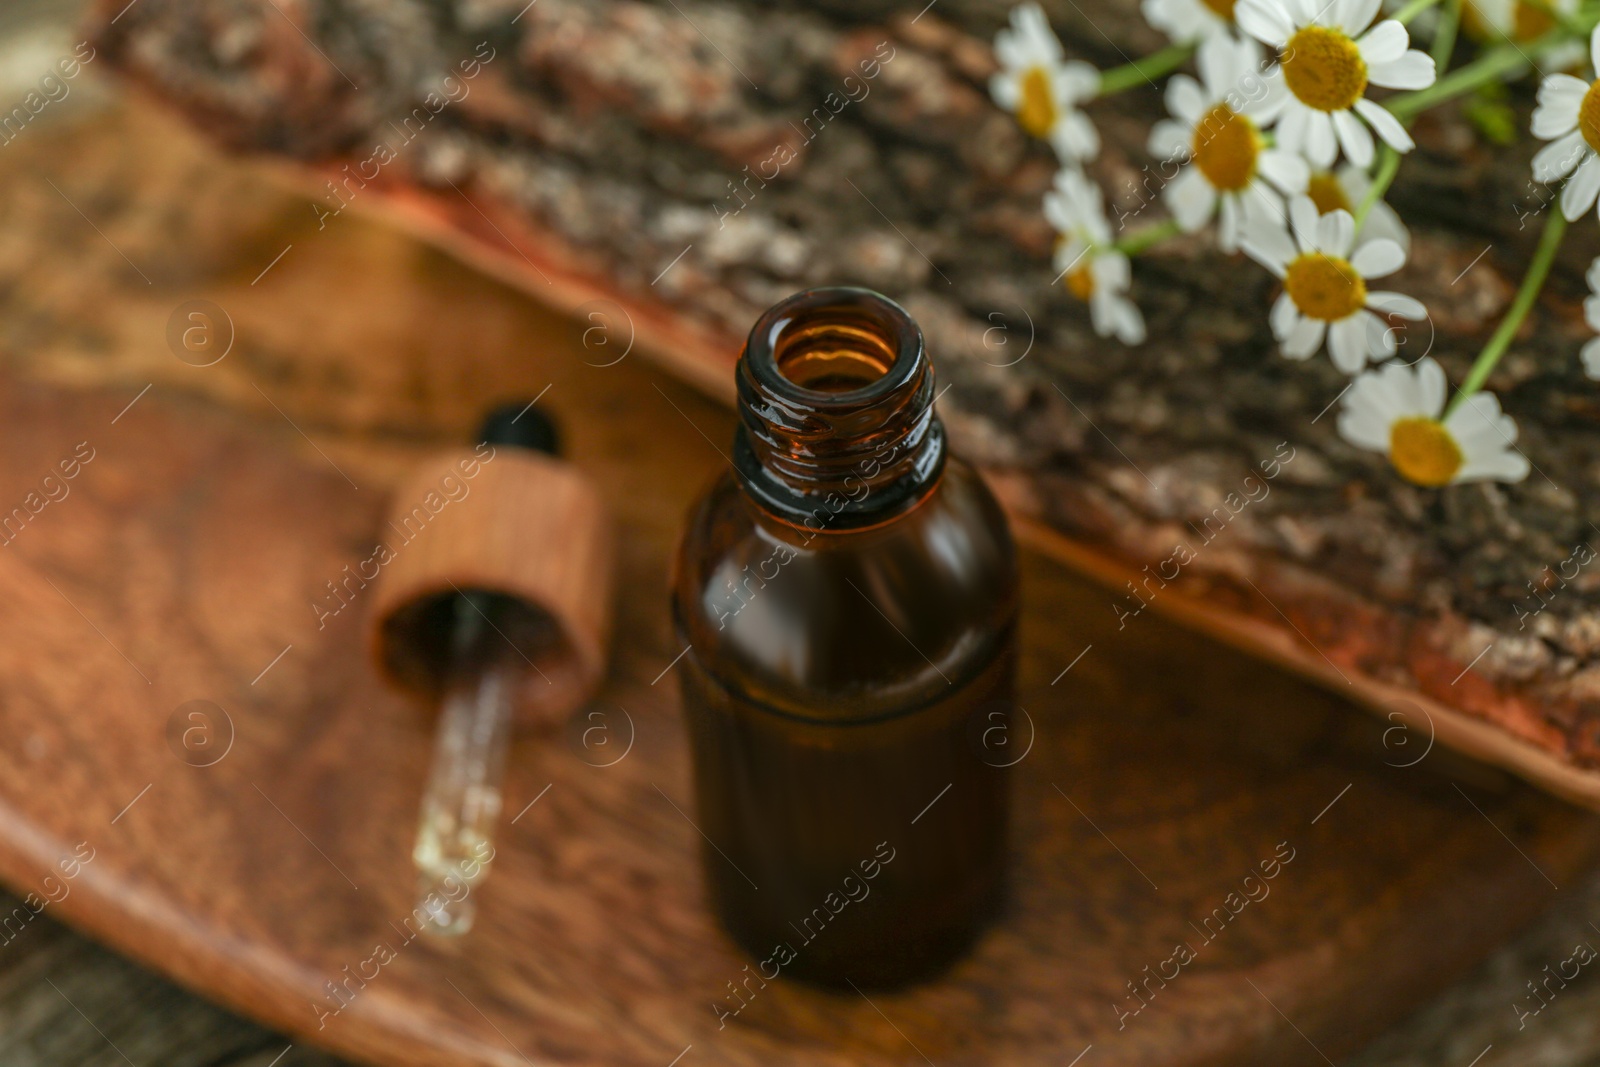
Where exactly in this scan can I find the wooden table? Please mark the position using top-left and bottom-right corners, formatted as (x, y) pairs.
(2, 2), (1600, 1064)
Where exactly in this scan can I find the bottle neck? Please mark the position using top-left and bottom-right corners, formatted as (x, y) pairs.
(732, 288), (945, 533)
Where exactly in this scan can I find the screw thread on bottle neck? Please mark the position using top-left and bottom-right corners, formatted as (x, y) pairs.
(733, 287), (945, 531)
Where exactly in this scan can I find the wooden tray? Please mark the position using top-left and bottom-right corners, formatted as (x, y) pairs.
(0, 352), (1596, 1067)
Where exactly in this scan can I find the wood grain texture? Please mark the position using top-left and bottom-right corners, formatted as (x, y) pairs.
(0, 65), (1597, 1067)
(0, 286), (1594, 1067)
(369, 449), (615, 723)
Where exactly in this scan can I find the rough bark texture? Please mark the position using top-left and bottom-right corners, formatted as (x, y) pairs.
(85, 0), (1600, 773)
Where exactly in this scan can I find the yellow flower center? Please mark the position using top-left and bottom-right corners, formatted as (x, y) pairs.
(1460, 0), (1554, 41)
(1200, 0), (1238, 18)
(1513, 0), (1556, 38)
(1284, 252), (1366, 321)
(1282, 26), (1369, 112)
(1306, 171), (1351, 214)
(1065, 263), (1096, 300)
(1192, 104), (1261, 192)
(1580, 80), (1600, 153)
(1018, 66), (1057, 139)
(1389, 417), (1463, 486)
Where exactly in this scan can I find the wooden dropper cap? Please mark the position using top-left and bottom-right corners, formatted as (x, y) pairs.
(367, 403), (615, 728)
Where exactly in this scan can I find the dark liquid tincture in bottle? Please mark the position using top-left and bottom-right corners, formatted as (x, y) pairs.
(672, 287), (1018, 989)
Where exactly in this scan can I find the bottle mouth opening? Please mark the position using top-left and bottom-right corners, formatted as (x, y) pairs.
(746, 288), (921, 406)
(733, 287), (944, 530)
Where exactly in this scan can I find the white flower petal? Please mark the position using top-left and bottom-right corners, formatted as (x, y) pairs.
(1197, 34), (1234, 99)
(1240, 180), (1288, 228)
(1053, 236), (1090, 274)
(1337, 366), (1409, 450)
(1582, 336), (1600, 379)
(1367, 50), (1435, 90)
(1015, 4), (1062, 58)
(1271, 290), (1300, 339)
(1533, 74), (1589, 139)
(1447, 392), (1514, 448)
(1584, 292), (1600, 331)
(1289, 195), (1322, 253)
(1585, 253), (1600, 296)
(1354, 98), (1414, 152)
(1277, 99), (1310, 155)
(1416, 357), (1447, 416)
(1112, 295), (1148, 344)
(1457, 450), (1532, 484)
(1333, 107), (1375, 167)
(1240, 66), (1289, 124)
(1563, 152), (1600, 221)
(1167, 74), (1208, 126)
(1242, 221), (1297, 273)
(1591, 22), (1600, 77)
(1257, 149), (1310, 194)
(990, 72), (1022, 109)
(1363, 308), (1399, 358)
(994, 36), (1031, 72)
(1317, 207), (1356, 256)
(1366, 290), (1426, 318)
(1304, 109), (1338, 168)
(1218, 193), (1244, 251)
(1328, 315), (1371, 373)
(1052, 109), (1101, 163)
(1356, 19), (1408, 64)
(1350, 238), (1405, 277)
(1094, 249), (1132, 291)
(1446, 395), (1529, 484)
(1150, 118), (1193, 160)
(1338, 405), (1393, 452)
(1283, 317), (1327, 359)
(1062, 61), (1101, 100)
(1144, 0), (1214, 42)
(1532, 131), (1588, 182)
(1237, 0), (1295, 46)
(1168, 167), (1219, 230)
(1361, 196), (1410, 253)
(1341, 0), (1382, 34)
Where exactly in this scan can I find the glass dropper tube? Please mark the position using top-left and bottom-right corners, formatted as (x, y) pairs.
(403, 400), (565, 938)
(412, 591), (523, 936)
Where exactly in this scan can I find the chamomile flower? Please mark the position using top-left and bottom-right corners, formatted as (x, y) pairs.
(1236, 0), (1436, 168)
(1582, 255), (1600, 379)
(1530, 28), (1600, 221)
(1462, 0), (1577, 45)
(1143, 0), (1239, 43)
(1338, 357), (1530, 485)
(1045, 168), (1146, 344)
(1149, 34), (1307, 250)
(990, 3), (1102, 163)
(1242, 195), (1426, 372)
(1303, 164), (1410, 252)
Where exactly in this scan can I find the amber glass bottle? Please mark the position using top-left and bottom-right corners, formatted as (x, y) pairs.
(671, 287), (1018, 989)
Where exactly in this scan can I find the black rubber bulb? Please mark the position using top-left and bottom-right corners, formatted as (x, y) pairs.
(476, 401), (560, 457)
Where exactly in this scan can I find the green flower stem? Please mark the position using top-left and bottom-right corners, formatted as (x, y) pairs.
(1388, 35), (1558, 119)
(1098, 42), (1196, 95)
(1446, 208), (1568, 415)
(1114, 217), (1183, 256)
(1429, 0), (1461, 69)
(1354, 146), (1402, 227)
(1393, 0), (1446, 23)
